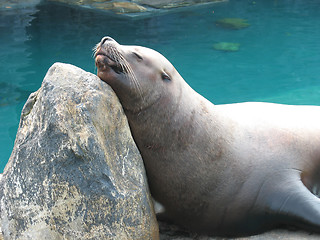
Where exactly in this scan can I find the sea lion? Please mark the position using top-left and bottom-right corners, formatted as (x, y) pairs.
(94, 36), (320, 237)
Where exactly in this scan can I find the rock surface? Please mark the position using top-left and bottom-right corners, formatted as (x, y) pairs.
(158, 220), (320, 239)
(0, 63), (159, 240)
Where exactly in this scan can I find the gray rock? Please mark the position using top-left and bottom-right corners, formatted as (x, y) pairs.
(0, 63), (159, 240)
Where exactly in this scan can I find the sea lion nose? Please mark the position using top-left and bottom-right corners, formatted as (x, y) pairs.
(101, 36), (115, 44)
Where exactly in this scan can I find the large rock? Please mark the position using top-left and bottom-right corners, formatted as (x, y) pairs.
(0, 63), (159, 240)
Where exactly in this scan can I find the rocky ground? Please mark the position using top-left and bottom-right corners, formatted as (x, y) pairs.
(158, 220), (320, 240)
(160, 229), (320, 240)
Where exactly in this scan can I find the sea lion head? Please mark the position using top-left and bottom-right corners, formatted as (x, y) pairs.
(94, 37), (183, 113)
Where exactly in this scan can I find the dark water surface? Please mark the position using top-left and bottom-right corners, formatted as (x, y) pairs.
(1, 0), (320, 172)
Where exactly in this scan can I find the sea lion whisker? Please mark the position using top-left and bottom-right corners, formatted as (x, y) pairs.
(126, 65), (142, 95)
(103, 45), (144, 101)
(109, 47), (128, 73)
(92, 43), (100, 58)
(111, 47), (123, 64)
(124, 62), (144, 102)
(127, 65), (144, 102)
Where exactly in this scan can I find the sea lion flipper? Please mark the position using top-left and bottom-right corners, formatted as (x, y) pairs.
(253, 169), (320, 231)
(272, 177), (320, 231)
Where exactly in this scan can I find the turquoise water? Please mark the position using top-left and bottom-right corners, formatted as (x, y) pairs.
(1, 0), (320, 172)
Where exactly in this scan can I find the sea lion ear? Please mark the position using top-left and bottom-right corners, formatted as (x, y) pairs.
(161, 71), (171, 82)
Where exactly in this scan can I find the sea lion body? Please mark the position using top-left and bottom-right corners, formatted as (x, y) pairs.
(95, 37), (320, 236)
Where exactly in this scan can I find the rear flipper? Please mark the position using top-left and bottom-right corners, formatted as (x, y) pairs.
(256, 169), (320, 233)
(277, 181), (320, 232)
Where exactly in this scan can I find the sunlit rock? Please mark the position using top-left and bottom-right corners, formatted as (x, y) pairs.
(0, 63), (159, 240)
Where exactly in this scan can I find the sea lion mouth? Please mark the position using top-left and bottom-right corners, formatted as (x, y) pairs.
(95, 48), (125, 74)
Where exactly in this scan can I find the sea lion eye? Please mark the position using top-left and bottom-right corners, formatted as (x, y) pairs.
(133, 52), (143, 61)
(161, 72), (171, 82)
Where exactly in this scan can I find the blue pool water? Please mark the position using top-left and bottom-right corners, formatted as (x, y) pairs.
(1, 0), (320, 172)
